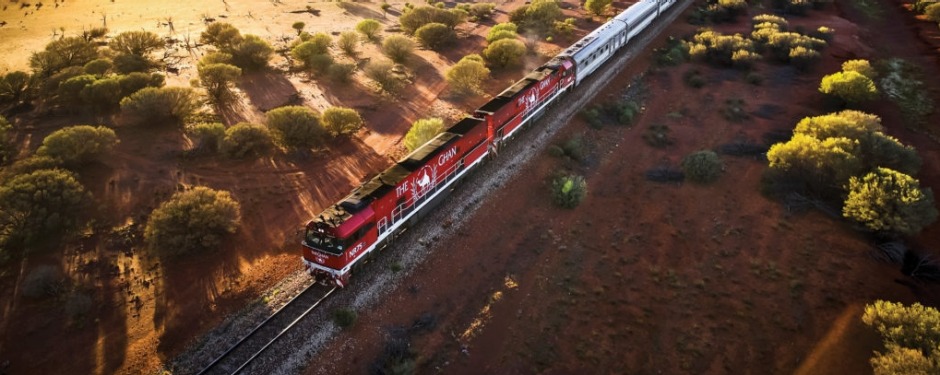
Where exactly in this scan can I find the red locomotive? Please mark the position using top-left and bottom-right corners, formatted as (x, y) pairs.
(302, 0), (676, 286)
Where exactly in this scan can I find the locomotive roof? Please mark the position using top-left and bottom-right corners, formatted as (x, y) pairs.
(448, 116), (484, 135)
(399, 132), (460, 171)
(477, 69), (553, 114)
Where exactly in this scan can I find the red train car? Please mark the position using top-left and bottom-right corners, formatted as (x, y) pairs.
(302, 54), (576, 287)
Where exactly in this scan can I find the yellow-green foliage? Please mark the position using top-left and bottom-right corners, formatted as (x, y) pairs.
(37, 125), (118, 166)
(844, 168), (937, 235)
(446, 54), (490, 95)
(482, 38), (527, 69)
(356, 19), (383, 40)
(752, 14), (789, 29)
(768, 133), (862, 185)
(819, 70), (879, 104)
(404, 118), (445, 152)
(486, 22), (519, 43)
(842, 59), (877, 80)
(144, 187), (241, 257)
(687, 30), (755, 66)
(794, 110), (883, 140)
(0, 169), (88, 250)
(321, 107), (364, 137)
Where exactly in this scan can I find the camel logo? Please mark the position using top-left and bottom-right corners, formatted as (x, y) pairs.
(412, 165), (436, 197)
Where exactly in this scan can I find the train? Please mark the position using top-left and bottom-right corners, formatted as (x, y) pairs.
(302, 0), (678, 287)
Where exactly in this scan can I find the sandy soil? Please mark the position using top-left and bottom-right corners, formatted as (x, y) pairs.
(302, 1), (940, 374)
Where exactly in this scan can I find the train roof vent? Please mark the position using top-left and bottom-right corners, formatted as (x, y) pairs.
(339, 197), (369, 212)
(399, 132), (460, 171)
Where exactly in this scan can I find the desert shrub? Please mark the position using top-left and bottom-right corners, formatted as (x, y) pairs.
(334, 308), (358, 328)
(487, 22), (519, 43)
(513, 0), (561, 34)
(365, 60), (406, 94)
(321, 107), (364, 137)
(913, 0), (939, 13)
(399, 6), (465, 34)
(337, 31), (359, 56)
(789, 46), (821, 70)
(643, 124), (674, 148)
(404, 118), (445, 151)
(653, 37), (688, 67)
(745, 72), (764, 85)
(706, 0), (748, 23)
(584, 0), (612, 16)
(144, 186), (241, 257)
(842, 59), (877, 79)
(445, 54), (490, 96)
(118, 72), (164, 97)
(0, 71), (32, 105)
(382, 35), (416, 64)
(37, 125), (118, 166)
(356, 19), (383, 40)
(482, 39), (526, 69)
(57, 74), (97, 107)
(793, 110), (883, 141)
(469, 3), (496, 20)
(551, 174), (587, 209)
(581, 108), (603, 128)
(687, 30), (755, 66)
(0, 116), (12, 165)
(5, 156), (62, 176)
(120, 87), (200, 127)
(681, 150), (723, 183)
(863, 300), (940, 374)
(265, 106), (325, 149)
(230, 35), (273, 70)
(682, 69), (706, 88)
(767, 133), (863, 194)
(559, 135), (586, 161)
(752, 14), (790, 28)
(292, 22), (306, 35)
(83, 58), (113, 76)
(189, 122), (226, 153)
(843, 168), (937, 236)
(0, 169), (88, 249)
(79, 78), (123, 113)
(21, 265), (66, 298)
(415, 23), (456, 50)
(197, 62), (242, 101)
(327, 63), (357, 83)
(812, 26), (835, 42)
(819, 70), (879, 104)
(200, 22), (243, 51)
(294, 32), (333, 56)
(29, 37), (99, 77)
(731, 49), (762, 69)
(222, 123), (273, 158)
(112, 53), (152, 74)
(109, 31), (165, 57)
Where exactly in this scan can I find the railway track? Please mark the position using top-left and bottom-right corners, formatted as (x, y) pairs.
(196, 284), (337, 375)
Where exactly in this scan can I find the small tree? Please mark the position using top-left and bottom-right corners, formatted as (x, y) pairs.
(843, 167), (937, 236)
(197, 62), (242, 101)
(356, 19), (383, 41)
(381, 3), (392, 17)
(222, 122), (273, 158)
(292, 21), (306, 35)
(321, 107), (364, 137)
(482, 39), (526, 69)
(0, 71), (32, 105)
(0, 169), (88, 250)
(365, 60), (406, 94)
(118, 72), (165, 97)
(863, 300), (940, 360)
(681, 150), (723, 184)
(382, 35), (416, 64)
(291, 38), (333, 72)
(83, 58), (113, 76)
(29, 37), (99, 77)
(112, 53), (152, 74)
(446, 54), (490, 95)
(469, 3), (496, 20)
(842, 59), (877, 80)
(201, 22), (243, 51)
(37, 125), (118, 166)
(328, 63), (357, 83)
(81, 77), (124, 113)
(144, 186), (241, 257)
(404, 118), (445, 151)
(819, 70), (879, 105)
(584, 0), (612, 16)
(109, 31), (165, 57)
(120, 87), (201, 127)
(551, 174), (587, 208)
(519, 0), (561, 34)
(266, 106), (325, 149)
(338, 31), (360, 57)
(230, 35), (274, 70)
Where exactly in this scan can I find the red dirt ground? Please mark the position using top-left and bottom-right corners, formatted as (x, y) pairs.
(304, 2), (940, 374)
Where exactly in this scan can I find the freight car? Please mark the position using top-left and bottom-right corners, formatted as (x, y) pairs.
(302, 0), (677, 287)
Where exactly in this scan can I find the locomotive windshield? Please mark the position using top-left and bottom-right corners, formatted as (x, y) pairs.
(304, 228), (348, 255)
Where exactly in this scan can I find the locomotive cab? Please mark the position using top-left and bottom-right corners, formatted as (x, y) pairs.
(304, 222), (347, 255)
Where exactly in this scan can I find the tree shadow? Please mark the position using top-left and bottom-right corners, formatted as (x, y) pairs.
(339, 2), (386, 20)
(238, 70), (301, 113)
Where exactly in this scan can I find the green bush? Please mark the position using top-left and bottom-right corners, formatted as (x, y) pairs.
(0, 169), (88, 250)
(57, 74), (97, 107)
(404, 118), (445, 151)
(551, 174), (587, 209)
(21, 265), (66, 298)
(321, 107), (364, 137)
(230, 35), (274, 70)
(292, 33), (333, 56)
(356, 19), (383, 40)
(819, 70), (879, 104)
(415, 23), (456, 50)
(879, 58), (934, 125)
(222, 122), (273, 158)
(337, 31), (359, 57)
(789, 46), (821, 70)
(120, 87), (200, 127)
(365, 60), (406, 94)
(399, 6), (465, 34)
(0, 116), (12, 165)
(687, 30), (755, 66)
(512, 0), (561, 34)
(265, 106), (325, 149)
(29, 37), (99, 77)
(843, 168), (937, 236)
(197, 62), (242, 101)
(863, 300), (940, 374)
(37, 125), (118, 166)
(144, 186), (241, 257)
(333, 308), (358, 328)
(487, 23), (519, 44)
(118, 72), (165, 97)
(445, 54), (490, 95)
(681, 150), (723, 184)
(200, 22), (243, 51)
(584, 0), (612, 16)
(469, 3), (496, 20)
(327, 63), (357, 84)
(189, 122), (226, 153)
(482, 39), (526, 69)
(83, 58), (113, 76)
(0, 71), (32, 105)
(842, 59), (877, 80)
(382, 35), (416, 64)
(112, 53), (152, 74)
